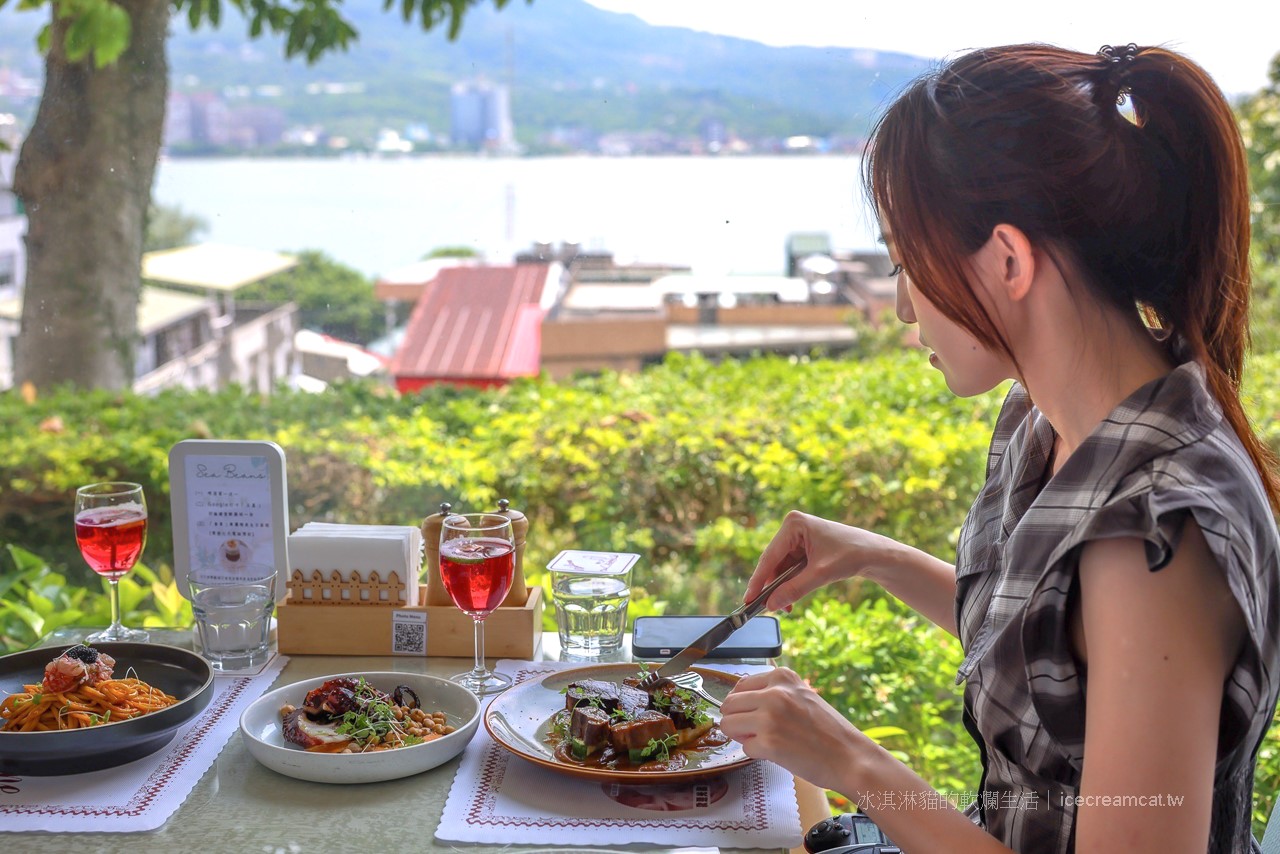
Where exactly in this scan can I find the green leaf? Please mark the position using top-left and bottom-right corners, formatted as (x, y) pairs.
(0, 599), (45, 638)
(91, 3), (131, 68)
(862, 726), (909, 742)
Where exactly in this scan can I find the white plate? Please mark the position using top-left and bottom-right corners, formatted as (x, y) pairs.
(485, 663), (753, 784)
(239, 671), (480, 784)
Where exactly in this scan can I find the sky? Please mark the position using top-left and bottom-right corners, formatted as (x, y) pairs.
(585, 0), (1279, 97)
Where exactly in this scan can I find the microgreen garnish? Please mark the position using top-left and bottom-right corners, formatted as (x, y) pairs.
(641, 734), (678, 761)
(330, 678), (415, 750)
(550, 710), (571, 739)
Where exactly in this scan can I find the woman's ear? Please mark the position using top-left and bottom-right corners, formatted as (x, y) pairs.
(986, 223), (1036, 303)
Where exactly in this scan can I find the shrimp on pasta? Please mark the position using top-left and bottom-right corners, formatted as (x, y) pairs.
(0, 644), (178, 732)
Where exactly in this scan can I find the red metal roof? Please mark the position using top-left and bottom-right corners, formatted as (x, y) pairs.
(389, 264), (549, 386)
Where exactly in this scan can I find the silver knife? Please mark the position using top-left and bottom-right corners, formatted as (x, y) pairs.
(653, 559), (806, 678)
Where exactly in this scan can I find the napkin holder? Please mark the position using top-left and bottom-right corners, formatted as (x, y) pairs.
(276, 586), (543, 658)
(277, 501), (541, 658)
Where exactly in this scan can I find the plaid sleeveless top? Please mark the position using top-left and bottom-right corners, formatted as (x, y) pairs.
(954, 361), (1280, 853)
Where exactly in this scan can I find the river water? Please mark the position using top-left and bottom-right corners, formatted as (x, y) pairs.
(152, 154), (880, 278)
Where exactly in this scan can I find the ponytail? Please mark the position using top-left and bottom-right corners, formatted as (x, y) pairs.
(1124, 47), (1280, 514)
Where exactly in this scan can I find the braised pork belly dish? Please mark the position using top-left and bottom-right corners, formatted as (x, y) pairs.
(545, 673), (730, 771)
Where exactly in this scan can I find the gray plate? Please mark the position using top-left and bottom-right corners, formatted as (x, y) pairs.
(0, 641), (214, 775)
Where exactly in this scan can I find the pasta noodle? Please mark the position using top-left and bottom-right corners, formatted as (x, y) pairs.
(1, 677), (178, 732)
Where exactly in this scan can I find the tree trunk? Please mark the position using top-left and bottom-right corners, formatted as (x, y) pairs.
(13, 0), (171, 390)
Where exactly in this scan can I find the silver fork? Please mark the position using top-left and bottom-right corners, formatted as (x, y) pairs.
(653, 671), (722, 708)
(637, 558), (805, 693)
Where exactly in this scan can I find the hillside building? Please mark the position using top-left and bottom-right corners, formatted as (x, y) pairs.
(0, 243), (302, 394)
(384, 238), (896, 388)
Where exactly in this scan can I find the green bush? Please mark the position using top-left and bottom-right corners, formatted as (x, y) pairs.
(783, 594), (979, 806)
(3, 348), (1280, 835)
(0, 546), (191, 651)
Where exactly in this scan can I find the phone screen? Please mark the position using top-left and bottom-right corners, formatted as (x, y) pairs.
(632, 615), (782, 658)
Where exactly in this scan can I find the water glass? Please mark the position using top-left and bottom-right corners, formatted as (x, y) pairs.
(547, 550), (639, 658)
(191, 568), (275, 671)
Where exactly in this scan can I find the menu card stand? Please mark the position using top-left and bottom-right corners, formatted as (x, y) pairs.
(168, 439), (289, 602)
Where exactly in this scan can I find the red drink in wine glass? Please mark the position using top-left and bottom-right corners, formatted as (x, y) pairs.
(75, 504), (148, 579)
(78, 482), (151, 643)
(440, 514), (516, 695)
(439, 537), (515, 615)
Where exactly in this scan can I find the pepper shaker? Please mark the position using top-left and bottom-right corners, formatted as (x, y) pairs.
(494, 498), (529, 607)
(421, 501), (454, 606)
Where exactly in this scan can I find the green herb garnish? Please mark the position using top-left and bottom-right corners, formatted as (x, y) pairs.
(331, 678), (414, 749)
(628, 733), (679, 764)
(550, 709), (572, 739)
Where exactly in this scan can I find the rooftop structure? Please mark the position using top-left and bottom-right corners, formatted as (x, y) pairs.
(142, 243), (297, 292)
(372, 256), (482, 303)
(379, 236), (897, 389)
(388, 263), (556, 392)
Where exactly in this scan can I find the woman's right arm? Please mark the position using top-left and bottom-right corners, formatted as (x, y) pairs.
(746, 510), (959, 636)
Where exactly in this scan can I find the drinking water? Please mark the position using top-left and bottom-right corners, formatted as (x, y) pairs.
(191, 582), (274, 671)
(552, 575), (631, 656)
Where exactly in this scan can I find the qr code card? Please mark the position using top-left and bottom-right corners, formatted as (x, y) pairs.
(391, 610), (427, 656)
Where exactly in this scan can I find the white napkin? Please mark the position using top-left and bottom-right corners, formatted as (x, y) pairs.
(436, 660), (803, 849)
(288, 523), (423, 605)
(0, 655), (288, 833)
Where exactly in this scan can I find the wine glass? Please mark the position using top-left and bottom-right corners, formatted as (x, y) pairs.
(77, 482), (150, 643)
(439, 513), (516, 695)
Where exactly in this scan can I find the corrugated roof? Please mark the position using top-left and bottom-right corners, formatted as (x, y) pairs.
(373, 257), (481, 302)
(142, 243), (297, 291)
(376, 257), (480, 286)
(390, 264), (549, 381)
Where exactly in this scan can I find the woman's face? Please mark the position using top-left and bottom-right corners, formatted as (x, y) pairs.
(884, 231), (1011, 397)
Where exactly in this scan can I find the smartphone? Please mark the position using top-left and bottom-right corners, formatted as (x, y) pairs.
(632, 615), (782, 659)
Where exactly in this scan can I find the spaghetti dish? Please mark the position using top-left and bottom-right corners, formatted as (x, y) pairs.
(0, 644), (178, 732)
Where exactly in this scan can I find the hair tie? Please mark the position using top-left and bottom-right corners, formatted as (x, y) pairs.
(1097, 43), (1139, 104)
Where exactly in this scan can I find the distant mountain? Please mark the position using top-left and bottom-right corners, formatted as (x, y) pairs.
(0, 1), (935, 146)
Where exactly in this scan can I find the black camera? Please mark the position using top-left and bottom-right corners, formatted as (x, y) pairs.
(803, 813), (901, 854)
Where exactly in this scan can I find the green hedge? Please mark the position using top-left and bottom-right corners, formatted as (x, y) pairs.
(0, 350), (1003, 608)
(3, 349), (1280, 834)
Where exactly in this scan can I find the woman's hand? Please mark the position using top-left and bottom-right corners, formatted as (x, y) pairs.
(722, 668), (1016, 853)
(745, 511), (897, 612)
(718, 667), (870, 793)
(749, 510), (959, 635)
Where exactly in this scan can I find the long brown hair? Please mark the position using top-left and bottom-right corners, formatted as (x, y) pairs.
(864, 43), (1280, 513)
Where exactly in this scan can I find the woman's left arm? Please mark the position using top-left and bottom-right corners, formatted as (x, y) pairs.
(1074, 520), (1246, 852)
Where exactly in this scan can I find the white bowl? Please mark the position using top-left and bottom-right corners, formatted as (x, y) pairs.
(239, 671), (480, 784)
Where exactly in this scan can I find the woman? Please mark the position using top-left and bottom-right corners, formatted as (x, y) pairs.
(719, 44), (1280, 853)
